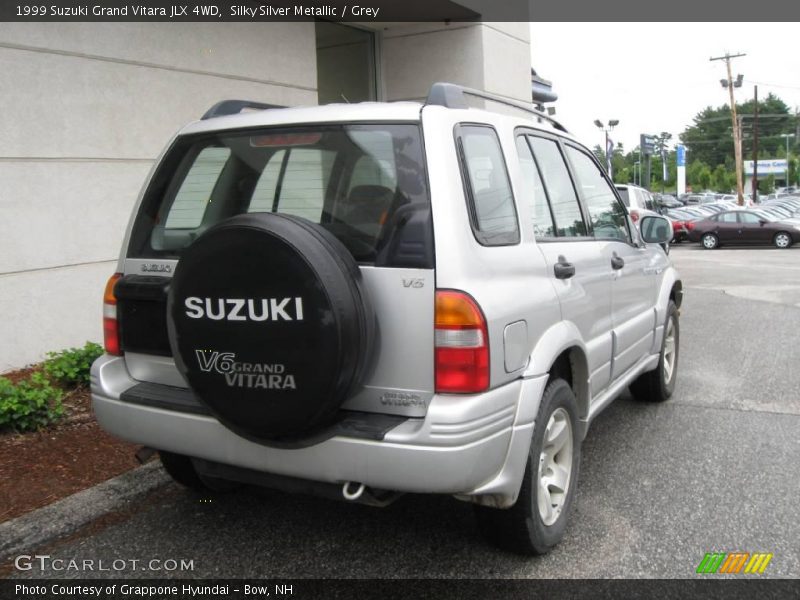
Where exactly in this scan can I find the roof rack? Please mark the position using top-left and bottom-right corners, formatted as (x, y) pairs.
(424, 82), (569, 134)
(201, 99), (286, 120)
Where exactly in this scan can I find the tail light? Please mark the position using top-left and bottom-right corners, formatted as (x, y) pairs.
(685, 221), (695, 230)
(103, 273), (123, 356)
(630, 210), (640, 223)
(434, 290), (489, 393)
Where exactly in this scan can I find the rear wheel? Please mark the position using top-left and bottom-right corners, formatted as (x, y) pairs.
(774, 232), (792, 249)
(474, 378), (580, 555)
(159, 451), (206, 491)
(701, 233), (718, 249)
(630, 300), (679, 403)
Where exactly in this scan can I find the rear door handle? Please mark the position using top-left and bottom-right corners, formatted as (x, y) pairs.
(554, 258), (576, 280)
(611, 254), (625, 270)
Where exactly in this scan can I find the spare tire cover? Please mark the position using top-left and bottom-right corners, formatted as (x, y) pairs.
(167, 213), (374, 440)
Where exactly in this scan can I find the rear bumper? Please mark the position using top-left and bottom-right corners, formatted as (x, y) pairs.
(91, 355), (546, 504)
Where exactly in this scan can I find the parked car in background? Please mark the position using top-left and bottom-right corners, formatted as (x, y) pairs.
(687, 209), (800, 249)
(684, 193), (721, 205)
(615, 184), (654, 222)
(664, 209), (699, 243)
(653, 193), (682, 212)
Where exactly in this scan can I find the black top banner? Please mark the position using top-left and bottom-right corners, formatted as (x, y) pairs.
(2, 0), (800, 22)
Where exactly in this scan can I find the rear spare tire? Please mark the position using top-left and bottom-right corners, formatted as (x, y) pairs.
(167, 213), (375, 441)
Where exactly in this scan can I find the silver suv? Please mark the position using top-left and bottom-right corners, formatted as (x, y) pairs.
(92, 84), (682, 555)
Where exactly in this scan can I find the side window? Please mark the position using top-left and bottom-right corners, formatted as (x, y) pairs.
(720, 212), (738, 223)
(565, 146), (630, 242)
(163, 147), (230, 228)
(527, 136), (588, 238)
(515, 136), (556, 238)
(457, 125), (520, 245)
(738, 212), (760, 224)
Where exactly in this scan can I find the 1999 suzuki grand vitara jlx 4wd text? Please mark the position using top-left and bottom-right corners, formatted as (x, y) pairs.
(92, 84), (681, 555)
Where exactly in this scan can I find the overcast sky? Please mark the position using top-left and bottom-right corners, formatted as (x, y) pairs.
(529, 23), (800, 154)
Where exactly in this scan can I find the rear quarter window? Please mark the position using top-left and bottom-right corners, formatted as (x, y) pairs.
(456, 125), (520, 246)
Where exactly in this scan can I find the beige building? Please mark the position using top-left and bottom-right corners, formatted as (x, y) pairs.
(0, 21), (532, 371)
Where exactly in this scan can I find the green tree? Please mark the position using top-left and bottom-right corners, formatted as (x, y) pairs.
(687, 160), (712, 190)
(711, 164), (735, 192)
(759, 174), (775, 194)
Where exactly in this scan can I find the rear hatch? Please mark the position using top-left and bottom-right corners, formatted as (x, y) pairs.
(117, 121), (435, 418)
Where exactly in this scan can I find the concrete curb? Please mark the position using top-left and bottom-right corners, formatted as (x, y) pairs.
(0, 461), (169, 559)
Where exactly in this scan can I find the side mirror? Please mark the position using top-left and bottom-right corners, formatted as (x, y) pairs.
(759, 219), (767, 225)
(640, 215), (672, 245)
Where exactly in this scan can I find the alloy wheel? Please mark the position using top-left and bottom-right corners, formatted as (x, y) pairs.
(537, 407), (574, 526)
(775, 233), (791, 249)
(663, 316), (677, 384)
(702, 234), (717, 249)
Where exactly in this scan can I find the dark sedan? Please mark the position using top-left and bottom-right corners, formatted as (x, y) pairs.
(687, 210), (800, 249)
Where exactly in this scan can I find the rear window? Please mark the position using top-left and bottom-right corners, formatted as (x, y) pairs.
(129, 124), (432, 268)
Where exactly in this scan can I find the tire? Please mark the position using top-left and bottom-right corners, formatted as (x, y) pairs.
(630, 300), (679, 403)
(774, 232), (792, 249)
(701, 233), (718, 249)
(167, 213), (375, 441)
(474, 378), (581, 555)
(159, 451), (207, 491)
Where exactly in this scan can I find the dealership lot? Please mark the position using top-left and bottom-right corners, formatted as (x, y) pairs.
(9, 245), (800, 579)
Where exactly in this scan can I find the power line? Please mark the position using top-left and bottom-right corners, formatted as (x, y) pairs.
(747, 80), (800, 91)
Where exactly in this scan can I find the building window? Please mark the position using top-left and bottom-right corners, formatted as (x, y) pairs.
(315, 22), (376, 104)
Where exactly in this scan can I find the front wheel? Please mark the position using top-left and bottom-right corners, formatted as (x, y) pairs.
(474, 378), (581, 555)
(630, 300), (679, 402)
(701, 233), (719, 249)
(774, 232), (792, 249)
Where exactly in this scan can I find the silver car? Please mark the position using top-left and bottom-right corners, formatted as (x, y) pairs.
(92, 84), (682, 555)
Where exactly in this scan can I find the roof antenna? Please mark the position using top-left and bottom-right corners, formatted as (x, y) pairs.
(340, 93), (350, 103)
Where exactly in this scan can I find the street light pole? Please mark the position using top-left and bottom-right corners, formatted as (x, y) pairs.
(594, 119), (619, 180)
(710, 52), (746, 205)
(781, 133), (794, 187)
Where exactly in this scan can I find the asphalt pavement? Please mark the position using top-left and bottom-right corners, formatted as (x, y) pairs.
(7, 245), (800, 579)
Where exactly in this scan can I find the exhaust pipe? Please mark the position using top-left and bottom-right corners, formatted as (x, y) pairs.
(341, 481), (401, 507)
(342, 481), (365, 501)
(191, 458), (403, 507)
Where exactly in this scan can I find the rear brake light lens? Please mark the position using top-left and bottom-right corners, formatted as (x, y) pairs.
(685, 221), (695, 230)
(250, 132), (323, 147)
(435, 290), (489, 393)
(103, 273), (123, 356)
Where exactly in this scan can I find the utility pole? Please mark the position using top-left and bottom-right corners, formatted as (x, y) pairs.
(752, 85), (758, 203)
(710, 52), (746, 205)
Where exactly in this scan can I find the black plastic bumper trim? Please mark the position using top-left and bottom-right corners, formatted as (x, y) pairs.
(118, 382), (409, 445)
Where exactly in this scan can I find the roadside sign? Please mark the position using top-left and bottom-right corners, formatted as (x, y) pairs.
(641, 134), (656, 155)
